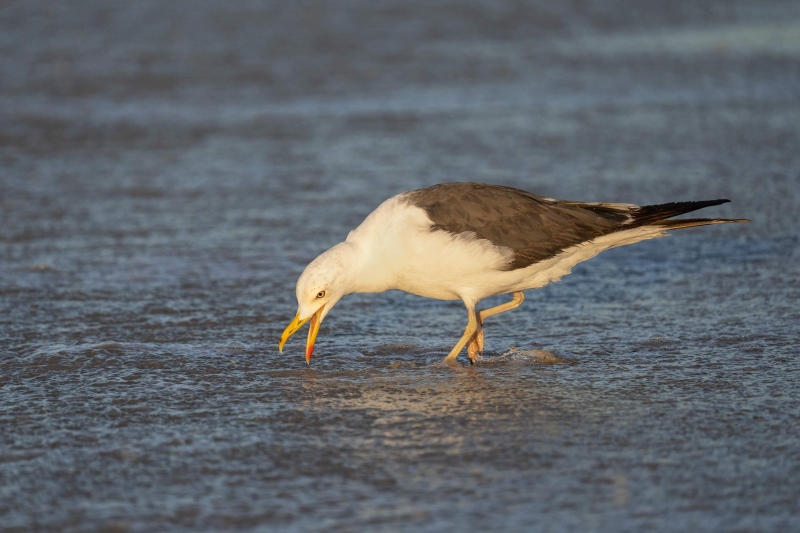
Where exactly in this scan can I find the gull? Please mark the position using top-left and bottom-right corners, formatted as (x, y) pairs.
(279, 182), (748, 365)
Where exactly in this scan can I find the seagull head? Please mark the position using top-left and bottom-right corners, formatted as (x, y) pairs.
(279, 242), (358, 364)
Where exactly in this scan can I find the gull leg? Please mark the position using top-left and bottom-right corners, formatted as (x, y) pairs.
(443, 304), (478, 365)
(465, 292), (525, 359)
(467, 310), (483, 364)
(478, 292), (525, 324)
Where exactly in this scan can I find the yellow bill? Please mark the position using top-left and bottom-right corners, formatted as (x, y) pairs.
(279, 305), (325, 364)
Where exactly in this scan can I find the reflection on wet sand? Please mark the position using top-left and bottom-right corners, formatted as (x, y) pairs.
(2, 0), (797, 531)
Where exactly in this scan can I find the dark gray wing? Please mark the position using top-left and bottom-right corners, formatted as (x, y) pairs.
(404, 182), (730, 271)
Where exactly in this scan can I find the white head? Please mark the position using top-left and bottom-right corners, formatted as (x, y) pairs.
(279, 242), (359, 363)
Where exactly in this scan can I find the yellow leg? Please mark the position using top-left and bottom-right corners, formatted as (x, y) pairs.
(467, 312), (483, 364)
(443, 305), (478, 365)
(478, 292), (525, 323)
(466, 292), (525, 362)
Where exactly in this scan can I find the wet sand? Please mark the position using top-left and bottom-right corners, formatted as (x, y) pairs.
(2, 1), (799, 531)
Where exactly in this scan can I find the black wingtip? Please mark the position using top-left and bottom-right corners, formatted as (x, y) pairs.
(699, 199), (731, 207)
(630, 198), (736, 227)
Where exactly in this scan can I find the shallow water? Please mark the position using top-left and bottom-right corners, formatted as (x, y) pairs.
(2, 1), (799, 531)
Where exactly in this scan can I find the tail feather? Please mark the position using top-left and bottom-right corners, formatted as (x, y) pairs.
(654, 217), (751, 230)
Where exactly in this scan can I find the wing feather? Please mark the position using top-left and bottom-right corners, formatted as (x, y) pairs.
(403, 183), (741, 271)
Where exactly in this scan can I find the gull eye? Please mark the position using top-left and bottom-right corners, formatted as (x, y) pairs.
(316, 290), (326, 299)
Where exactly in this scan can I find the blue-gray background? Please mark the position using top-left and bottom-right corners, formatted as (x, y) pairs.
(1, 1), (798, 531)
